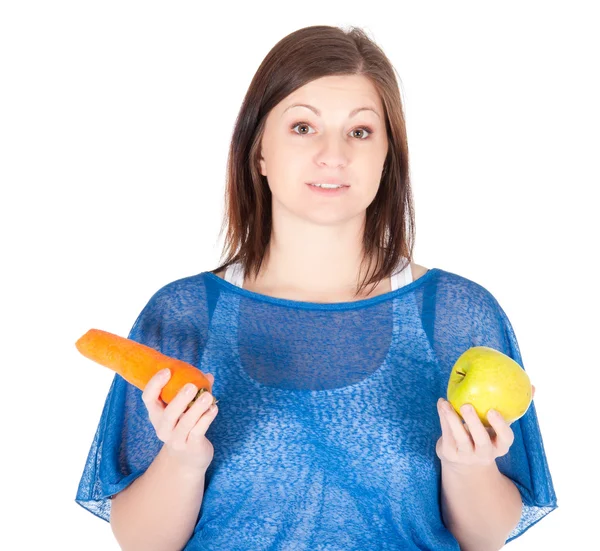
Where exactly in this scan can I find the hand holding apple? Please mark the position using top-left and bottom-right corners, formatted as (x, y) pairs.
(435, 385), (536, 468)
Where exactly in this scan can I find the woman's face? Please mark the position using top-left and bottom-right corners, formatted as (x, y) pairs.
(258, 74), (389, 226)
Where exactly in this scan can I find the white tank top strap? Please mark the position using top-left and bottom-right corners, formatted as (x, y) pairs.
(224, 261), (245, 288)
(390, 256), (412, 291)
(223, 257), (413, 291)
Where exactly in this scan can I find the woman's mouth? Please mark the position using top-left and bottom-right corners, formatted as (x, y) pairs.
(306, 182), (350, 196)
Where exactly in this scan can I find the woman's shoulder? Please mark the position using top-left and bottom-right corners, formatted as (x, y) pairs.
(427, 267), (505, 318)
(138, 272), (211, 315)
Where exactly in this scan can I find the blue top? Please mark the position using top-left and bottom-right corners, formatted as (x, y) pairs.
(75, 267), (558, 550)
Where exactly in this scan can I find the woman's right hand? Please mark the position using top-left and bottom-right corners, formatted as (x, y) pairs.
(142, 369), (219, 473)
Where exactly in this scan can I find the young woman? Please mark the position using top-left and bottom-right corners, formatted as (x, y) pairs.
(76, 25), (557, 551)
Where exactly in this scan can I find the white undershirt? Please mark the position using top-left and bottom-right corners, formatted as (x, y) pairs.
(223, 257), (413, 291)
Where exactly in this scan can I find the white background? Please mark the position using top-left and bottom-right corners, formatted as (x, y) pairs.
(2, 1), (597, 549)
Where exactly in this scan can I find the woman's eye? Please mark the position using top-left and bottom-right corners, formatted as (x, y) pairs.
(291, 122), (373, 140)
(350, 127), (372, 139)
(291, 122), (315, 136)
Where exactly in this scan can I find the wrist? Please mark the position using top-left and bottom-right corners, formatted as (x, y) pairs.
(160, 445), (209, 479)
(440, 458), (499, 477)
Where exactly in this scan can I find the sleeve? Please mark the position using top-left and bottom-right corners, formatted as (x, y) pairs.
(74, 282), (208, 522)
(470, 288), (558, 543)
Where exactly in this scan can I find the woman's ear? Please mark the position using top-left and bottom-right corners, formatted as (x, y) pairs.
(259, 155), (266, 176)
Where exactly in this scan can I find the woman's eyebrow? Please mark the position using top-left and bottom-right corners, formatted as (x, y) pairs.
(281, 103), (381, 119)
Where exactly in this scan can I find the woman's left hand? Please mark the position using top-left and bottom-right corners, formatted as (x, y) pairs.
(435, 385), (535, 468)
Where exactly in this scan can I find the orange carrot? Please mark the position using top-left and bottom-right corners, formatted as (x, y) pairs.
(75, 328), (217, 407)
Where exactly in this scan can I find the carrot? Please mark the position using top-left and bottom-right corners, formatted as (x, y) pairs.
(75, 328), (218, 407)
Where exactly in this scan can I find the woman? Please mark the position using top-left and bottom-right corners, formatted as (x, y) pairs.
(76, 25), (557, 550)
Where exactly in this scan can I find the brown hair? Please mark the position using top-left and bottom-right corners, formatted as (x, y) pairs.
(211, 24), (416, 298)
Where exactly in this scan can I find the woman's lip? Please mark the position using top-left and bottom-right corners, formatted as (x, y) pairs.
(306, 182), (350, 187)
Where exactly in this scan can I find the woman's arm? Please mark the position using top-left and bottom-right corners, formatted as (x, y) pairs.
(435, 395), (532, 550)
(110, 445), (207, 551)
(440, 460), (522, 551)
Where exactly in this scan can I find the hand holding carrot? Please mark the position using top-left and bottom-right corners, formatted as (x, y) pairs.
(142, 368), (219, 473)
(75, 327), (220, 472)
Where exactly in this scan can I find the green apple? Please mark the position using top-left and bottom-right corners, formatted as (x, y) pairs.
(447, 346), (532, 427)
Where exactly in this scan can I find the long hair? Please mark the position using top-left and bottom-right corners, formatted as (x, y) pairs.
(211, 25), (416, 298)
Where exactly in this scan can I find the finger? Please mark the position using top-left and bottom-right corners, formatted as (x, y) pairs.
(142, 368), (171, 420)
(460, 404), (493, 455)
(161, 383), (202, 433)
(172, 391), (216, 444)
(189, 400), (219, 441)
(487, 410), (514, 450)
(443, 402), (474, 454)
(437, 399), (457, 450)
(532, 384), (536, 399)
